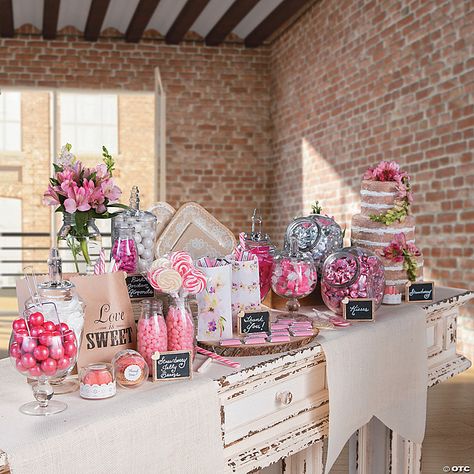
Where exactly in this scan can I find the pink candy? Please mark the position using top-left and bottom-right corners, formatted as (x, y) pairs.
(137, 315), (168, 370)
(271, 258), (318, 299)
(182, 269), (207, 294)
(166, 304), (195, 355)
(112, 239), (138, 273)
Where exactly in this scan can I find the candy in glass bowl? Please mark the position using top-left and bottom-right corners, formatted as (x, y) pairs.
(9, 308), (78, 415)
(271, 236), (318, 315)
(321, 247), (385, 315)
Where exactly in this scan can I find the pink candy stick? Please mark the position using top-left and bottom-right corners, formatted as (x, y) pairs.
(244, 337), (266, 345)
(268, 335), (290, 343)
(220, 339), (242, 346)
(196, 347), (240, 369)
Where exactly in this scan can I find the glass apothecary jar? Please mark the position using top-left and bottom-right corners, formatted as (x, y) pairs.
(238, 209), (275, 302)
(111, 223), (138, 273)
(284, 215), (343, 274)
(271, 237), (318, 314)
(166, 295), (195, 356)
(112, 186), (157, 272)
(137, 299), (167, 370)
(321, 247), (385, 315)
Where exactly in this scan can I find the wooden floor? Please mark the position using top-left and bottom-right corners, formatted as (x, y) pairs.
(331, 365), (474, 473)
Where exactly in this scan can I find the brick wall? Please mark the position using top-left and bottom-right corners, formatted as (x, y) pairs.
(0, 36), (272, 233)
(268, 0), (474, 357)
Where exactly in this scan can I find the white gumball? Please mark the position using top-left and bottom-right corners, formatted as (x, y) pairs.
(143, 249), (153, 260)
(143, 238), (153, 249)
(134, 233), (142, 243)
(141, 228), (151, 238)
(137, 243), (145, 255)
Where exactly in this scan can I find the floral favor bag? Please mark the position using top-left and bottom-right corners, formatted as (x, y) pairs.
(196, 259), (232, 341)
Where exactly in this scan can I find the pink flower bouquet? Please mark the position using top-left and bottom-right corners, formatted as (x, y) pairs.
(43, 144), (125, 270)
(380, 233), (421, 282)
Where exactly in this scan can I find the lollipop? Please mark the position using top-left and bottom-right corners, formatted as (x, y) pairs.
(182, 269), (207, 295)
(156, 268), (183, 294)
(150, 257), (171, 271)
(170, 251), (194, 277)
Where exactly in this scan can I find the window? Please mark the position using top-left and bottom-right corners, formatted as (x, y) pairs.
(0, 91), (21, 152)
(60, 93), (118, 155)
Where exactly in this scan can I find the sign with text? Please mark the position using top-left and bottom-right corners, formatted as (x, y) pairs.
(238, 310), (270, 334)
(405, 281), (434, 303)
(343, 298), (374, 321)
(151, 351), (192, 382)
(126, 274), (155, 300)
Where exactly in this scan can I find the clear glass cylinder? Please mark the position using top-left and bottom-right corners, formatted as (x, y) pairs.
(111, 223), (138, 273)
(321, 247), (385, 315)
(57, 213), (102, 274)
(166, 295), (195, 356)
(137, 299), (167, 370)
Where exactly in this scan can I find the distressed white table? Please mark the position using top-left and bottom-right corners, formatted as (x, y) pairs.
(0, 288), (471, 474)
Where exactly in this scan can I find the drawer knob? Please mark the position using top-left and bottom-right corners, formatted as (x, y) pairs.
(276, 391), (293, 405)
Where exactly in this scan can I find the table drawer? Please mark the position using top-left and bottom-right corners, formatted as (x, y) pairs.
(222, 358), (327, 446)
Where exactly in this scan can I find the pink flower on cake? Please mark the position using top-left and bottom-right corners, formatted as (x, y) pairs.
(363, 161), (409, 183)
(380, 233), (421, 282)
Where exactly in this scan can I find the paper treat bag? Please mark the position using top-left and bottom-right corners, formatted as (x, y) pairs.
(196, 261), (233, 341)
(70, 272), (137, 370)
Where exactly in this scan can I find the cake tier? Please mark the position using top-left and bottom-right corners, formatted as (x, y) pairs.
(360, 180), (400, 217)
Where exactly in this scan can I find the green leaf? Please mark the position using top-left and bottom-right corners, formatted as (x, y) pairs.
(53, 163), (63, 174)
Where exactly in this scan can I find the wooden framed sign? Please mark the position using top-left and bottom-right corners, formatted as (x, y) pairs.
(343, 298), (375, 321)
(151, 351), (192, 382)
(126, 274), (155, 299)
(405, 281), (434, 303)
(238, 310), (271, 334)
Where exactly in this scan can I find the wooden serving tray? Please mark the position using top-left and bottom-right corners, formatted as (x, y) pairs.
(198, 330), (319, 357)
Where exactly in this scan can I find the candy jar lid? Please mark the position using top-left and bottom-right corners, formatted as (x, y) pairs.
(242, 208), (272, 246)
(128, 185), (157, 224)
(285, 216), (321, 253)
(112, 349), (149, 388)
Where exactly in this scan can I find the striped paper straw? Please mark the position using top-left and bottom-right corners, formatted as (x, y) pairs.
(196, 347), (240, 369)
(94, 248), (106, 275)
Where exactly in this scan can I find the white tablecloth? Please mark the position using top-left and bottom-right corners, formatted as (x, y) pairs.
(0, 361), (224, 474)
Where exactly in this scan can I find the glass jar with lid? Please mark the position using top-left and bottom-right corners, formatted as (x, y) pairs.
(271, 236), (318, 314)
(111, 223), (138, 273)
(284, 214), (343, 274)
(238, 209), (275, 302)
(321, 247), (385, 315)
(112, 186), (158, 272)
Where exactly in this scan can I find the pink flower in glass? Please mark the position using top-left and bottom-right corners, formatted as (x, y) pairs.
(101, 178), (121, 203)
(63, 182), (92, 213)
(43, 185), (61, 206)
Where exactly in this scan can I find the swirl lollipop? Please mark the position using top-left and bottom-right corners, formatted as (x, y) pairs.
(170, 251), (194, 277)
(182, 269), (207, 295)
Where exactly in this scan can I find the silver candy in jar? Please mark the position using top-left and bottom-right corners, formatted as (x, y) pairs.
(284, 214), (343, 273)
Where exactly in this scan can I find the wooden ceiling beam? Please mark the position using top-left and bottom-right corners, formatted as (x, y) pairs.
(42, 0), (61, 39)
(0, 0), (14, 37)
(84, 0), (110, 41)
(165, 0), (210, 45)
(205, 0), (259, 46)
(244, 0), (311, 48)
(126, 0), (160, 43)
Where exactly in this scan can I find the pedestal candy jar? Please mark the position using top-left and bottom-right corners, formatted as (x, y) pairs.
(284, 215), (343, 274)
(112, 186), (158, 272)
(237, 209), (275, 302)
(271, 237), (318, 314)
(321, 247), (385, 315)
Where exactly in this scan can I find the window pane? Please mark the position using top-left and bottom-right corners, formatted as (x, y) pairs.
(0, 91), (21, 151)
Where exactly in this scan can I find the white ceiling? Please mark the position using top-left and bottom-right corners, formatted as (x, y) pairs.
(11, 0), (287, 39)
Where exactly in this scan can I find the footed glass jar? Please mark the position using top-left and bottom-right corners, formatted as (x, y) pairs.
(284, 215), (343, 274)
(271, 237), (318, 314)
(166, 295), (195, 356)
(111, 223), (138, 273)
(321, 247), (385, 315)
(137, 299), (167, 370)
(239, 209), (275, 302)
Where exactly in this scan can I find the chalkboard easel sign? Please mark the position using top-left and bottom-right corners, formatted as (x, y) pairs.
(238, 310), (271, 334)
(126, 274), (155, 299)
(151, 350), (192, 382)
(405, 281), (434, 303)
(343, 298), (375, 321)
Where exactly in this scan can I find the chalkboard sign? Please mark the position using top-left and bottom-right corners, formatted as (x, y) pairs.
(151, 351), (192, 382)
(238, 310), (270, 334)
(343, 298), (374, 321)
(405, 281), (434, 302)
(126, 274), (155, 299)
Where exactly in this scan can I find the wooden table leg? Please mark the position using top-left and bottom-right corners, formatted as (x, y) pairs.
(282, 442), (324, 474)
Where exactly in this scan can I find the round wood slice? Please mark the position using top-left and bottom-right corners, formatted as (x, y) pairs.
(198, 330), (319, 357)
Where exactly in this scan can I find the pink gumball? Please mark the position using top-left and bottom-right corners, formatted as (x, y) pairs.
(29, 365), (42, 377)
(10, 342), (21, 359)
(28, 312), (44, 327)
(55, 322), (69, 333)
(40, 358), (57, 376)
(63, 330), (76, 343)
(16, 358), (27, 373)
(63, 341), (77, 357)
(49, 344), (64, 360)
(33, 344), (49, 361)
(21, 353), (36, 369)
(12, 318), (26, 332)
(43, 321), (56, 332)
(39, 331), (53, 346)
(30, 326), (44, 338)
(14, 329), (28, 344)
(56, 356), (71, 371)
(21, 337), (37, 353)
